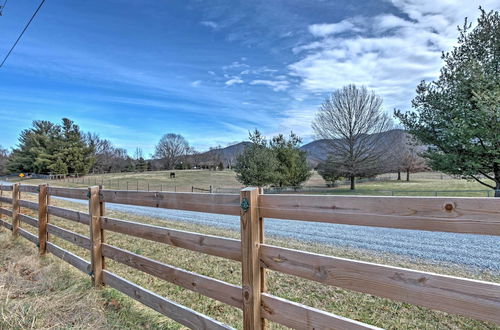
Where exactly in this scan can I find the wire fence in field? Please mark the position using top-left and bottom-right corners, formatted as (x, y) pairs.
(1, 171), (496, 197)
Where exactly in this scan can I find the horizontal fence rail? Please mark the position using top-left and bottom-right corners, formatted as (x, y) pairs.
(0, 183), (498, 329)
(259, 194), (500, 235)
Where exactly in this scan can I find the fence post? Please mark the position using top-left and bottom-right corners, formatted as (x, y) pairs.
(240, 187), (264, 330)
(0, 184), (3, 224)
(12, 183), (20, 236)
(89, 186), (104, 287)
(258, 187), (267, 329)
(38, 184), (49, 255)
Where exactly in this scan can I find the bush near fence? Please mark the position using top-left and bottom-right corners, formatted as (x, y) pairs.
(0, 183), (499, 329)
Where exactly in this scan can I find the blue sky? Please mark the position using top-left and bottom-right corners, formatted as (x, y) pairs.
(0, 0), (498, 156)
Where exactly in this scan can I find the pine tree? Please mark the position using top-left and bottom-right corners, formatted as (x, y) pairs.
(395, 9), (500, 196)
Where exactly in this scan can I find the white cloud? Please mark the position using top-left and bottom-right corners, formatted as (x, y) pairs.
(289, 1), (500, 111)
(308, 19), (362, 37)
(200, 21), (218, 29)
(249, 79), (289, 91)
(225, 77), (244, 86)
(191, 80), (202, 87)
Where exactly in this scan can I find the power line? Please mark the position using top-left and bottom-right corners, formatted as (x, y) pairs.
(0, 0), (9, 16)
(0, 0), (46, 68)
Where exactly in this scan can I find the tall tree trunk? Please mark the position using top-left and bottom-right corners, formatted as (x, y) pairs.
(397, 171), (401, 180)
(495, 164), (500, 197)
(350, 175), (355, 190)
(406, 169), (410, 182)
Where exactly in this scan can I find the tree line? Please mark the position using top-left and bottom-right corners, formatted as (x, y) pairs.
(1, 9), (497, 195)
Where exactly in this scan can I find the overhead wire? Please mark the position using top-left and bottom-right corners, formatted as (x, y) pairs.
(0, 0), (46, 68)
(0, 0), (8, 15)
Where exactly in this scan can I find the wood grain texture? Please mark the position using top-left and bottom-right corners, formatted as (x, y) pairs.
(240, 187), (262, 330)
(0, 184), (13, 191)
(261, 293), (380, 330)
(19, 185), (38, 193)
(18, 228), (39, 245)
(38, 184), (48, 255)
(0, 196), (12, 204)
(102, 270), (234, 330)
(259, 194), (500, 235)
(46, 242), (91, 274)
(19, 214), (38, 228)
(260, 244), (500, 324)
(0, 208), (13, 218)
(19, 199), (39, 211)
(11, 183), (20, 236)
(48, 186), (88, 200)
(101, 216), (241, 261)
(47, 205), (91, 225)
(47, 223), (91, 250)
(0, 218), (12, 230)
(102, 244), (242, 308)
(89, 186), (104, 286)
(100, 190), (240, 215)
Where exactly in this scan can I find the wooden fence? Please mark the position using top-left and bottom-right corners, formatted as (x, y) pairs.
(0, 183), (499, 329)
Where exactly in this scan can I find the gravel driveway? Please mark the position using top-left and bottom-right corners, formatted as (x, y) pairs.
(2, 182), (498, 273)
(103, 202), (500, 273)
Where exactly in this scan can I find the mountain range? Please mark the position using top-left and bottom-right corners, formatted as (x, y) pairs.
(197, 129), (405, 168)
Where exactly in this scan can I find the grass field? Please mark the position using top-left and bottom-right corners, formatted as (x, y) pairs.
(1, 192), (499, 329)
(5, 170), (495, 197)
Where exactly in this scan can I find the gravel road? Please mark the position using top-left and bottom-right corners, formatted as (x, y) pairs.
(101, 202), (500, 273)
(2, 182), (498, 273)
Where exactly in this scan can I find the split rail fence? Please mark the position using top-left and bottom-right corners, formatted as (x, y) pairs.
(0, 183), (499, 329)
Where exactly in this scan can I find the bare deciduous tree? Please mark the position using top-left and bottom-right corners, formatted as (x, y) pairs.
(396, 134), (428, 181)
(313, 84), (393, 189)
(86, 133), (133, 173)
(0, 145), (9, 175)
(154, 133), (190, 170)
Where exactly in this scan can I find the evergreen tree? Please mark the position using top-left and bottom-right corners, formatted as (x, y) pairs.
(136, 157), (148, 172)
(8, 118), (94, 175)
(235, 130), (311, 187)
(234, 130), (278, 186)
(395, 9), (500, 196)
(270, 132), (311, 187)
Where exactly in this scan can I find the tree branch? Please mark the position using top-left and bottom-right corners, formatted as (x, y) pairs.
(470, 175), (495, 189)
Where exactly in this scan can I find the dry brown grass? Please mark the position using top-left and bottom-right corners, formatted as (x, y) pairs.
(2, 191), (499, 329)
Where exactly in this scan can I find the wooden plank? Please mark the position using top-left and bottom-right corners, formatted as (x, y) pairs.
(259, 194), (500, 235)
(260, 244), (500, 324)
(102, 270), (233, 330)
(48, 186), (88, 200)
(261, 293), (380, 330)
(100, 190), (240, 216)
(19, 214), (38, 228)
(0, 184), (13, 191)
(38, 184), (48, 255)
(89, 186), (104, 287)
(102, 244), (242, 308)
(101, 216), (241, 261)
(0, 218), (13, 230)
(47, 205), (91, 225)
(0, 208), (13, 217)
(19, 199), (39, 211)
(18, 228), (39, 245)
(47, 223), (91, 250)
(19, 185), (38, 193)
(0, 186), (3, 223)
(258, 188), (267, 329)
(12, 183), (20, 236)
(46, 242), (91, 274)
(240, 187), (262, 330)
(0, 196), (11, 204)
